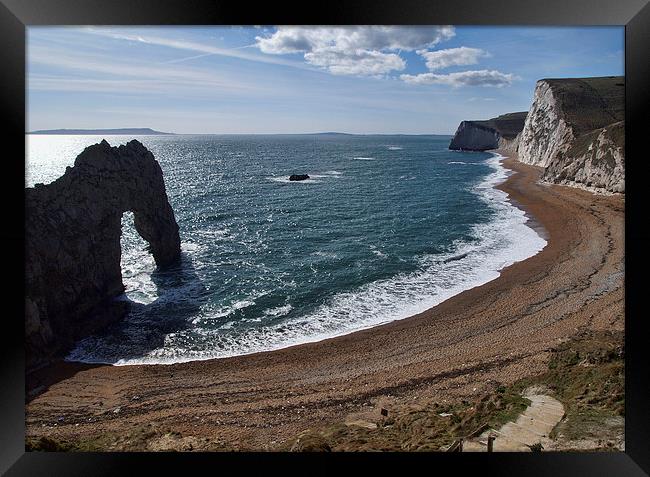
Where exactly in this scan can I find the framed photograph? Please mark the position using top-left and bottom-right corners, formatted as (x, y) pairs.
(2, 0), (649, 474)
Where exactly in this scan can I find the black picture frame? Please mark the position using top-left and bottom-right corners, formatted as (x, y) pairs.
(2, 0), (649, 475)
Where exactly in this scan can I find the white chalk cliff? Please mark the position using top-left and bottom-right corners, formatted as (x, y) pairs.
(517, 76), (624, 194)
(449, 76), (625, 194)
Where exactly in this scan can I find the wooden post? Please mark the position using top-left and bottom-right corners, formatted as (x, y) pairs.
(487, 433), (496, 452)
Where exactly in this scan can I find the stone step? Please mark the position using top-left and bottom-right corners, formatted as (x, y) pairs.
(499, 422), (547, 444)
(489, 433), (531, 452)
(516, 413), (559, 430)
(455, 393), (565, 452)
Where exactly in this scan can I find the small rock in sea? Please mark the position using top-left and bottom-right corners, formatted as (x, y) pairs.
(289, 174), (310, 181)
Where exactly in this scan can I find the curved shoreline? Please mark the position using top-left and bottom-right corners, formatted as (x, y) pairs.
(26, 153), (625, 450)
(67, 150), (547, 366)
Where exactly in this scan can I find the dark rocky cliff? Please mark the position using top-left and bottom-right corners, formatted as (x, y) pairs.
(449, 112), (527, 151)
(25, 140), (181, 369)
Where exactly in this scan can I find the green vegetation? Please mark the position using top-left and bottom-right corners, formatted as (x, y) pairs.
(519, 330), (624, 447)
(545, 77), (624, 136)
(469, 111), (528, 139)
(286, 389), (530, 452)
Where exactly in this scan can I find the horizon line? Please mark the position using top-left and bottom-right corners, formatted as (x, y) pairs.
(27, 130), (455, 136)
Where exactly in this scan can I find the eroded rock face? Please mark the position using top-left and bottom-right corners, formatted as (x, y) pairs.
(449, 121), (500, 151)
(517, 77), (624, 193)
(517, 80), (575, 168)
(541, 121), (625, 193)
(449, 112), (527, 152)
(497, 135), (521, 156)
(25, 139), (181, 369)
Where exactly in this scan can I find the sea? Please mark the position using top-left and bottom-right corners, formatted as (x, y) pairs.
(26, 134), (547, 365)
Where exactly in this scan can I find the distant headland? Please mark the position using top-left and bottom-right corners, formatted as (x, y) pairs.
(28, 128), (175, 135)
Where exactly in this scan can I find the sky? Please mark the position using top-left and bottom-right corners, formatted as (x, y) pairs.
(27, 26), (624, 135)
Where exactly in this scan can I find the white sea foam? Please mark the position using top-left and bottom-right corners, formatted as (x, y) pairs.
(387, 146), (403, 150)
(232, 299), (255, 310)
(308, 174), (336, 179)
(88, 152), (547, 365)
(189, 296), (261, 326)
(195, 228), (230, 239)
(119, 213), (158, 305)
(191, 305), (235, 324)
(312, 250), (339, 259)
(182, 242), (201, 252)
(353, 157), (376, 161)
(264, 304), (293, 317)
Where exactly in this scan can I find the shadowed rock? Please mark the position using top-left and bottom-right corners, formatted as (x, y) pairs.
(449, 112), (527, 152)
(289, 174), (310, 181)
(25, 139), (181, 370)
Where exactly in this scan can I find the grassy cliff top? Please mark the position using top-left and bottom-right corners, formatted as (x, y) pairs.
(467, 111), (528, 139)
(541, 76), (624, 136)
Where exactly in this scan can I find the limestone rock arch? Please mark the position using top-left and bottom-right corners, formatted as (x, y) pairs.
(25, 139), (181, 369)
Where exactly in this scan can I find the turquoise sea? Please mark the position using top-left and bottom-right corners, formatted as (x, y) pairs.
(26, 134), (546, 364)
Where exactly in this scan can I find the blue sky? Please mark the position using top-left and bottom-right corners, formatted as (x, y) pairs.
(27, 26), (624, 134)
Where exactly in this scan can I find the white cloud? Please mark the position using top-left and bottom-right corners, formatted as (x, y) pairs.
(400, 70), (517, 88)
(304, 48), (405, 76)
(256, 26), (455, 76)
(257, 26), (455, 53)
(403, 45), (515, 88)
(417, 47), (488, 70)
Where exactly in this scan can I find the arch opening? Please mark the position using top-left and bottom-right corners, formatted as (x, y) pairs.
(120, 211), (158, 305)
